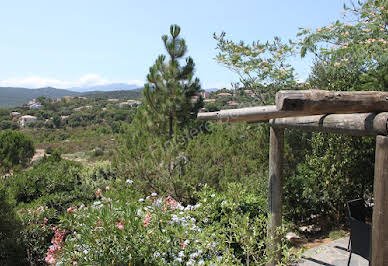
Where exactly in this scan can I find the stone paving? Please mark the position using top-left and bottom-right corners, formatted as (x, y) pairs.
(297, 237), (369, 266)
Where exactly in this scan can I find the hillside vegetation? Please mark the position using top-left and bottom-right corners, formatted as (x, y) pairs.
(0, 87), (143, 108)
(0, 1), (387, 265)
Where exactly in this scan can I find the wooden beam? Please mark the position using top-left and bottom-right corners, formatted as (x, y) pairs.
(371, 135), (388, 265)
(276, 90), (388, 114)
(269, 112), (388, 136)
(198, 105), (301, 122)
(267, 127), (284, 265)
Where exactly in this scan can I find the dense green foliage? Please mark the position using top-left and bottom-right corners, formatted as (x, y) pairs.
(0, 130), (35, 174)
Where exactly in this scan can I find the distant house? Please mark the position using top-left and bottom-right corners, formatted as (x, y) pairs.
(204, 99), (216, 103)
(119, 102), (129, 108)
(77, 96), (88, 100)
(217, 92), (232, 97)
(29, 104), (42, 109)
(244, 90), (254, 95)
(52, 97), (62, 103)
(200, 91), (209, 98)
(227, 101), (239, 106)
(107, 98), (119, 102)
(19, 115), (37, 128)
(10, 111), (21, 117)
(119, 100), (141, 108)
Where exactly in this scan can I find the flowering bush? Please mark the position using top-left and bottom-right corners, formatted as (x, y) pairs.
(57, 183), (296, 265)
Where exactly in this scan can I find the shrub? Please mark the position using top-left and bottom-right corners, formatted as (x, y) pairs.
(57, 183), (295, 265)
(115, 122), (270, 204)
(0, 130), (35, 174)
(2, 159), (120, 264)
(283, 133), (375, 228)
(0, 183), (25, 265)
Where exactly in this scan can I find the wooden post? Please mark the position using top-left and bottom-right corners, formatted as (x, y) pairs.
(267, 127), (284, 265)
(371, 135), (388, 265)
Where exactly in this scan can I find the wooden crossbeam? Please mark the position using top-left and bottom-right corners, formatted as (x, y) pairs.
(197, 105), (300, 122)
(276, 90), (388, 113)
(198, 90), (388, 123)
(270, 112), (388, 136)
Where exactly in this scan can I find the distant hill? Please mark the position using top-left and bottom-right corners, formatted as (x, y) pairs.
(0, 87), (80, 108)
(0, 86), (144, 108)
(70, 83), (141, 92)
(81, 88), (143, 99)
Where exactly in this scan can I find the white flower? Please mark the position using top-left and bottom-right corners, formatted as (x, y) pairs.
(151, 192), (157, 197)
(138, 198), (145, 202)
(126, 179), (133, 184)
(179, 251), (185, 257)
(211, 194), (215, 198)
(153, 251), (160, 258)
(187, 259), (195, 265)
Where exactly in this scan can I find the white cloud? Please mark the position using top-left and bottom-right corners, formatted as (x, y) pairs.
(0, 74), (144, 89)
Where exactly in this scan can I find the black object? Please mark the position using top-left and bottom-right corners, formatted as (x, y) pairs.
(347, 198), (372, 265)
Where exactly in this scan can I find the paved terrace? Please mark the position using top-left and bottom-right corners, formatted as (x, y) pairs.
(298, 237), (368, 266)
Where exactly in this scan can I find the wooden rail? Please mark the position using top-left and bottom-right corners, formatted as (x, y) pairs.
(270, 112), (388, 136)
(276, 90), (388, 113)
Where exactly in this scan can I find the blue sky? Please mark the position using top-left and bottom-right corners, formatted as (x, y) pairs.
(0, 0), (345, 89)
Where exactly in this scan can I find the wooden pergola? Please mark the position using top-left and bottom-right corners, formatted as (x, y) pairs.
(198, 90), (388, 265)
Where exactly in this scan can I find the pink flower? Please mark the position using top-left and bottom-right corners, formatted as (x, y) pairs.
(45, 227), (66, 264)
(96, 188), (103, 198)
(45, 254), (56, 264)
(165, 196), (178, 209)
(142, 212), (151, 227)
(67, 206), (76, 214)
(116, 222), (124, 230)
(42, 217), (49, 228)
(105, 186), (110, 191)
(72, 261), (78, 265)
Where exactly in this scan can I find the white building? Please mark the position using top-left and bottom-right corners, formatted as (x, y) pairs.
(10, 111), (21, 117)
(29, 104), (42, 109)
(19, 115), (37, 128)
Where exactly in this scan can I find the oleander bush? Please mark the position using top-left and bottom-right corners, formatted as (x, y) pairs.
(1, 157), (120, 264)
(56, 183), (296, 265)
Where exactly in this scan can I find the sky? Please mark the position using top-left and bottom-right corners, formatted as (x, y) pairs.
(0, 0), (345, 90)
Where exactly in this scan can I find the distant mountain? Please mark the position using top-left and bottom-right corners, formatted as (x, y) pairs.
(70, 83), (141, 92)
(81, 88), (143, 99)
(0, 87), (80, 108)
(0, 85), (144, 108)
(205, 88), (219, 92)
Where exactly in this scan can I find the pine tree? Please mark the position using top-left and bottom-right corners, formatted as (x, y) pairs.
(141, 24), (203, 138)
